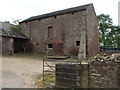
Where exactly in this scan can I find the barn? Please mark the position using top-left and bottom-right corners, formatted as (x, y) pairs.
(0, 22), (29, 55)
(20, 3), (99, 57)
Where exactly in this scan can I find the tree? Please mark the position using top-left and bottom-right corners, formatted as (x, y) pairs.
(98, 14), (120, 48)
(97, 14), (113, 47)
(110, 26), (120, 48)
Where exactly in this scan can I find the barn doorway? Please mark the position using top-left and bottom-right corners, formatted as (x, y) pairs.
(14, 38), (28, 53)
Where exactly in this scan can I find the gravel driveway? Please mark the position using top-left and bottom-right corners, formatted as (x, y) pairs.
(2, 57), (43, 88)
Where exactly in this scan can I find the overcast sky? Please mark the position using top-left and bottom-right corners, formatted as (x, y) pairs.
(0, 0), (119, 25)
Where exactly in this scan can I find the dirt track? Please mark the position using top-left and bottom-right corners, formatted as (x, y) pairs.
(2, 57), (43, 88)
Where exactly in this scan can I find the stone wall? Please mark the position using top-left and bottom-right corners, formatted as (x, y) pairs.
(89, 61), (120, 88)
(89, 53), (120, 88)
(20, 4), (99, 57)
(55, 53), (120, 88)
(20, 10), (87, 56)
(86, 4), (99, 57)
(2, 37), (13, 55)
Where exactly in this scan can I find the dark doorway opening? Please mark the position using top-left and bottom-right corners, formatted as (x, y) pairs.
(14, 38), (28, 53)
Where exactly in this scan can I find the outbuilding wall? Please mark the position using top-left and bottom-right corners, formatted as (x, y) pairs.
(2, 37), (13, 55)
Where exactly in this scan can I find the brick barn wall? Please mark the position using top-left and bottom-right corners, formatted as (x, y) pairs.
(20, 4), (99, 56)
(20, 10), (87, 56)
(86, 4), (99, 57)
(20, 22), (31, 38)
(63, 11), (87, 56)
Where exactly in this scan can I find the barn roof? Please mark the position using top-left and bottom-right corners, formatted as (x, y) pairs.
(20, 3), (91, 23)
(0, 22), (29, 39)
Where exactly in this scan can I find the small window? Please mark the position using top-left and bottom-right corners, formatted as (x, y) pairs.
(48, 44), (53, 48)
(36, 43), (38, 45)
(76, 41), (80, 46)
(48, 26), (52, 29)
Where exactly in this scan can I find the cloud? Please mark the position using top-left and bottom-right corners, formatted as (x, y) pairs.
(0, 0), (119, 25)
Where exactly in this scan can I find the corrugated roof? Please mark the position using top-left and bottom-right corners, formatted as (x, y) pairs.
(20, 4), (91, 23)
(0, 22), (29, 39)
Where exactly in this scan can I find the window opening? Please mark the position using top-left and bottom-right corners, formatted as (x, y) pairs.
(48, 44), (53, 48)
(76, 41), (80, 46)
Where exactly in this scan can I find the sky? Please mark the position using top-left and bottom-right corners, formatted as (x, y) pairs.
(0, 0), (119, 25)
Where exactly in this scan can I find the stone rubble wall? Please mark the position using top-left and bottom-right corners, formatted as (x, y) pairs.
(89, 53), (120, 88)
(2, 37), (14, 55)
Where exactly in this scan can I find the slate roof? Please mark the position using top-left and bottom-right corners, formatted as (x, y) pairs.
(20, 4), (91, 23)
(0, 22), (29, 39)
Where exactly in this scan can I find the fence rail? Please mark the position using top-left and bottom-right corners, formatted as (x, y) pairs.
(100, 47), (120, 51)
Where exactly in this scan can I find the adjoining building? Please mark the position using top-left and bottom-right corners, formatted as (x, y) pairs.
(20, 3), (99, 57)
(0, 22), (29, 55)
(118, 1), (120, 26)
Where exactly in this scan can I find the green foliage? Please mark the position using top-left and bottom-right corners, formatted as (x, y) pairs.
(97, 14), (120, 48)
(11, 25), (21, 31)
(109, 26), (120, 48)
(10, 19), (22, 31)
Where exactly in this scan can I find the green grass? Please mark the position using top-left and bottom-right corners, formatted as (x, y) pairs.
(36, 73), (55, 88)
